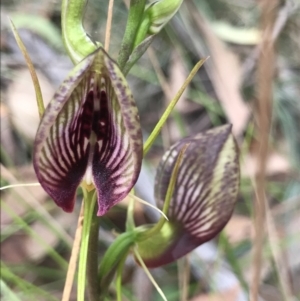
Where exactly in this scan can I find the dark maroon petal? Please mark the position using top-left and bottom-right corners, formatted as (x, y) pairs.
(34, 48), (143, 214)
(33, 55), (95, 212)
(91, 49), (143, 215)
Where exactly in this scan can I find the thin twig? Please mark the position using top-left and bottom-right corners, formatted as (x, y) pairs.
(62, 203), (84, 301)
(266, 206), (293, 300)
(178, 256), (190, 301)
(250, 1), (278, 300)
(242, 0), (294, 82)
(104, 0), (114, 52)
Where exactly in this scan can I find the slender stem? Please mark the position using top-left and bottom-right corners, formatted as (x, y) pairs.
(251, 1), (277, 300)
(117, 0), (147, 70)
(62, 203), (84, 301)
(104, 0), (114, 52)
(86, 206), (101, 301)
(77, 190), (97, 301)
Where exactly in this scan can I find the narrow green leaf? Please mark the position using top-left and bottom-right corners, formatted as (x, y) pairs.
(123, 35), (155, 75)
(143, 58), (207, 155)
(9, 19), (44, 118)
(0, 280), (22, 301)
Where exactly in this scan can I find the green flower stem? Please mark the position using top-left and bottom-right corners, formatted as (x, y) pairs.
(117, 0), (147, 70)
(143, 58), (206, 155)
(77, 189), (97, 301)
(136, 144), (188, 241)
(86, 205), (101, 301)
(61, 0), (100, 64)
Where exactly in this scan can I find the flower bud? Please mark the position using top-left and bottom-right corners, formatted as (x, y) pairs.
(147, 0), (183, 34)
(134, 0), (183, 47)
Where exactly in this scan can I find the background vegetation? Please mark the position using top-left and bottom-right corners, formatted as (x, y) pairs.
(1, 0), (300, 300)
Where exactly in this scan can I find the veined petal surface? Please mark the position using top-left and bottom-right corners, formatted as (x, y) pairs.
(33, 48), (143, 215)
(138, 125), (239, 267)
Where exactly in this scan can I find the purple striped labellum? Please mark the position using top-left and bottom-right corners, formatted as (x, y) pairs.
(136, 125), (239, 267)
(33, 47), (143, 216)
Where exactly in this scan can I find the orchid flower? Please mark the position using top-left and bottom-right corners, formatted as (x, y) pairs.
(136, 124), (240, 267)
(33, 47), (143, 216)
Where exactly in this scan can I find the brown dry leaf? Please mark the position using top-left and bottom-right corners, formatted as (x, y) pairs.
(0, 165), (47, 227)
(1, 210), (76, 264)
(24, 210), (76, 261)
(132, 267), (153, 301)
(242, 197), (300, 284)
(168, 50), (198, 114)
(7, 68), (53, 141)
(187, 2), (250, 136)
(1, 233), (29, 264)
(1, 164), (74, 246)
(224, 215), (254, 244)
(167, 50), (195, 141)
(190, 285), (241, 301)
(0, 103), (17, 162)
(273, 196), (300, 272)
(1, 165), (47, 225)
(259, 284), (284, 301)
(242, 151), (290, 177)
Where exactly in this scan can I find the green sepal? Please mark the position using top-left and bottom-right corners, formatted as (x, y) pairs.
(61, 0), (101, 64)
(135, 222), (179, 267)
